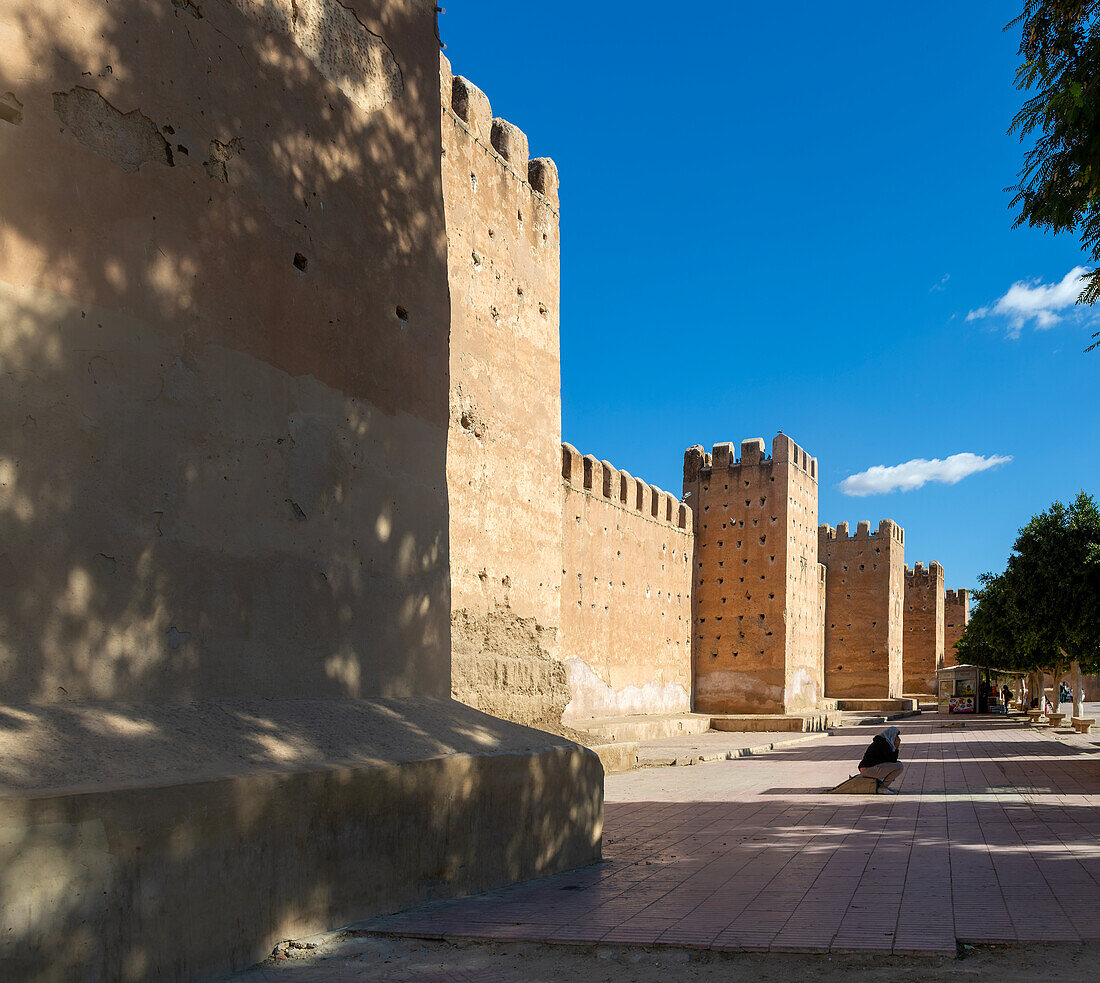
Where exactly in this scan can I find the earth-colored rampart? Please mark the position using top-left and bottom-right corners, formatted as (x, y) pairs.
(819, 519), (905, 698)
(943, 588), (970, 669)
(904, 561), (946, 693)
(683, 435), (826, 714)
(560, 444), (693, 720)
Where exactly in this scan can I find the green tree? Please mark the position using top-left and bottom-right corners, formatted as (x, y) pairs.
(1009, 2), (1100, 349)
(1008, 491), (1100, 713)
(959, 492), (1100, 715)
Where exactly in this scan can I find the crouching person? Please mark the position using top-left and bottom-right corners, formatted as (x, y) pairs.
(858, 726), (903, 794)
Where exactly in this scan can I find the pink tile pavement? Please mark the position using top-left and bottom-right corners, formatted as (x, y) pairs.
(359, 718), (1100, 956)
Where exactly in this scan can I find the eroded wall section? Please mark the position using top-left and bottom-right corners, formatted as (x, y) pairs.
(560, 445), (692, 720)
(943, 588), (969, 669)
(819, 520), (905, 699)
(0, 0), (450, 701)
(903, 562), (945, 694)
(440, 58), (565, 729)
(684, 434), (825, 714)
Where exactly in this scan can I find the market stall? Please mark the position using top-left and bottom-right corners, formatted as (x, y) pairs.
(936, 664), (1028, 714)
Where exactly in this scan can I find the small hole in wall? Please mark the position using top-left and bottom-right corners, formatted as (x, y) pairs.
(396, 306), (409, 321)
(293, 252), (308, 271)
(488, 227), (495, 238)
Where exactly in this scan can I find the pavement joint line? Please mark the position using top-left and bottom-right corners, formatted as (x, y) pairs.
(238, 712), (1100, 968)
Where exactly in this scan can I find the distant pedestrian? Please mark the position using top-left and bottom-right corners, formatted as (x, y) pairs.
(1002, 684), (1011, 709)
(858, 726), (903, 794)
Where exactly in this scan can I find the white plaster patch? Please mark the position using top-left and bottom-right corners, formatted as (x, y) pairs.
(693, 669), (783, 706)
(562, 657), (690, 719)
(229, 0), (403, 116)
(784, 667), (819, 711)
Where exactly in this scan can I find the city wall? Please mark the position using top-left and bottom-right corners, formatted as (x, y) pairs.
(943, 588), (969, 669)
(819, 520), (905, 699)
(440, 58), (567, 731)
(683, 435), (825, 714)
(560, 445), (693, 720)
(904, 561), (945, 694)
(0, 0), (453, 704)
(0, 6), (601, 980)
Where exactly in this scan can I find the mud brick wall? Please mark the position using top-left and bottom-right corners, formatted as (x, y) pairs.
(943, 588), (969, 669)
(440, 58), (566, 729)
(559, 445), (692, 720)
(683, 434), (825, 714)
(819, 520), (905, 699)
(903, 562), (945, 694)
(0, 0), (451, 701)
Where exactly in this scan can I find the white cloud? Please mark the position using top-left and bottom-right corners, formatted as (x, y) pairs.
(967, 266), (1089, 338)
(840, 452), (1013, 497)
(931, 273), (950, 292)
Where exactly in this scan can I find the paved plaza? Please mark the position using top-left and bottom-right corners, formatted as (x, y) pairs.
(216, 715), (1100, 980)
(359, 717), (1100, 956)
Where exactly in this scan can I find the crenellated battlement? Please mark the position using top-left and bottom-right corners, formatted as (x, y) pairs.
(905, 561), (944, 580)
(441, 55), (559, 210)
(945, 588), (969, 606)
(819, 518), (904, 544)
(683, 432), (818, 483)
(563, 443), (691, 531)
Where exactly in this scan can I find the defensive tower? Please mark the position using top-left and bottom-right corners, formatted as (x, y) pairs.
(683, 434), (825, 714)
(819, 519), (905, 698)
(943, 588), (970, 669)
(441, 58), (566, 730)
(904, 561), (945, 694)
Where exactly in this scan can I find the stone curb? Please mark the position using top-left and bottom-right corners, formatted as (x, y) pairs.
(588, 742), (640, 774)
(634, 732), (826, 769)
(844, 709), (923, 726)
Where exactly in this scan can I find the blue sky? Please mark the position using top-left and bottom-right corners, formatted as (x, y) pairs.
(441, 1), (1099, 591)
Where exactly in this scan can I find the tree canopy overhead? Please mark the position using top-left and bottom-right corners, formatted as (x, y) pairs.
(1009, 2), (1100, 347)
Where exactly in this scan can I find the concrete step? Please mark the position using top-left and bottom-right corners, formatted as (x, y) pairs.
(841, 709), (922, 726)
(566, 712), (713, 743)
(570, 708), (844, 748)
(635, 731), (824, 768)
(588, 742), (640, 774)
(710, 710), (842, 733)
(834, 698), (917, 713)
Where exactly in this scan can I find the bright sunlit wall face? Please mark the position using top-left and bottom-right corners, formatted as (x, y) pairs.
(0, 0), (453, 702)
(684, 434), (824, 715)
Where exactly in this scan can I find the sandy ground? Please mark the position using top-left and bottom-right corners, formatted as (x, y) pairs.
(228, 932), (1100, 982)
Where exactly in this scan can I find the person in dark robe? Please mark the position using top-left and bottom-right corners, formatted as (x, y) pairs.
(858, 726), (902, 794)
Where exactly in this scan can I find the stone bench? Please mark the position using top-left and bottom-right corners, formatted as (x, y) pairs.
(1027, 709), (1046, 724)
(1072, 717), (1095, 735)
(1047, 712), (1067, 727)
